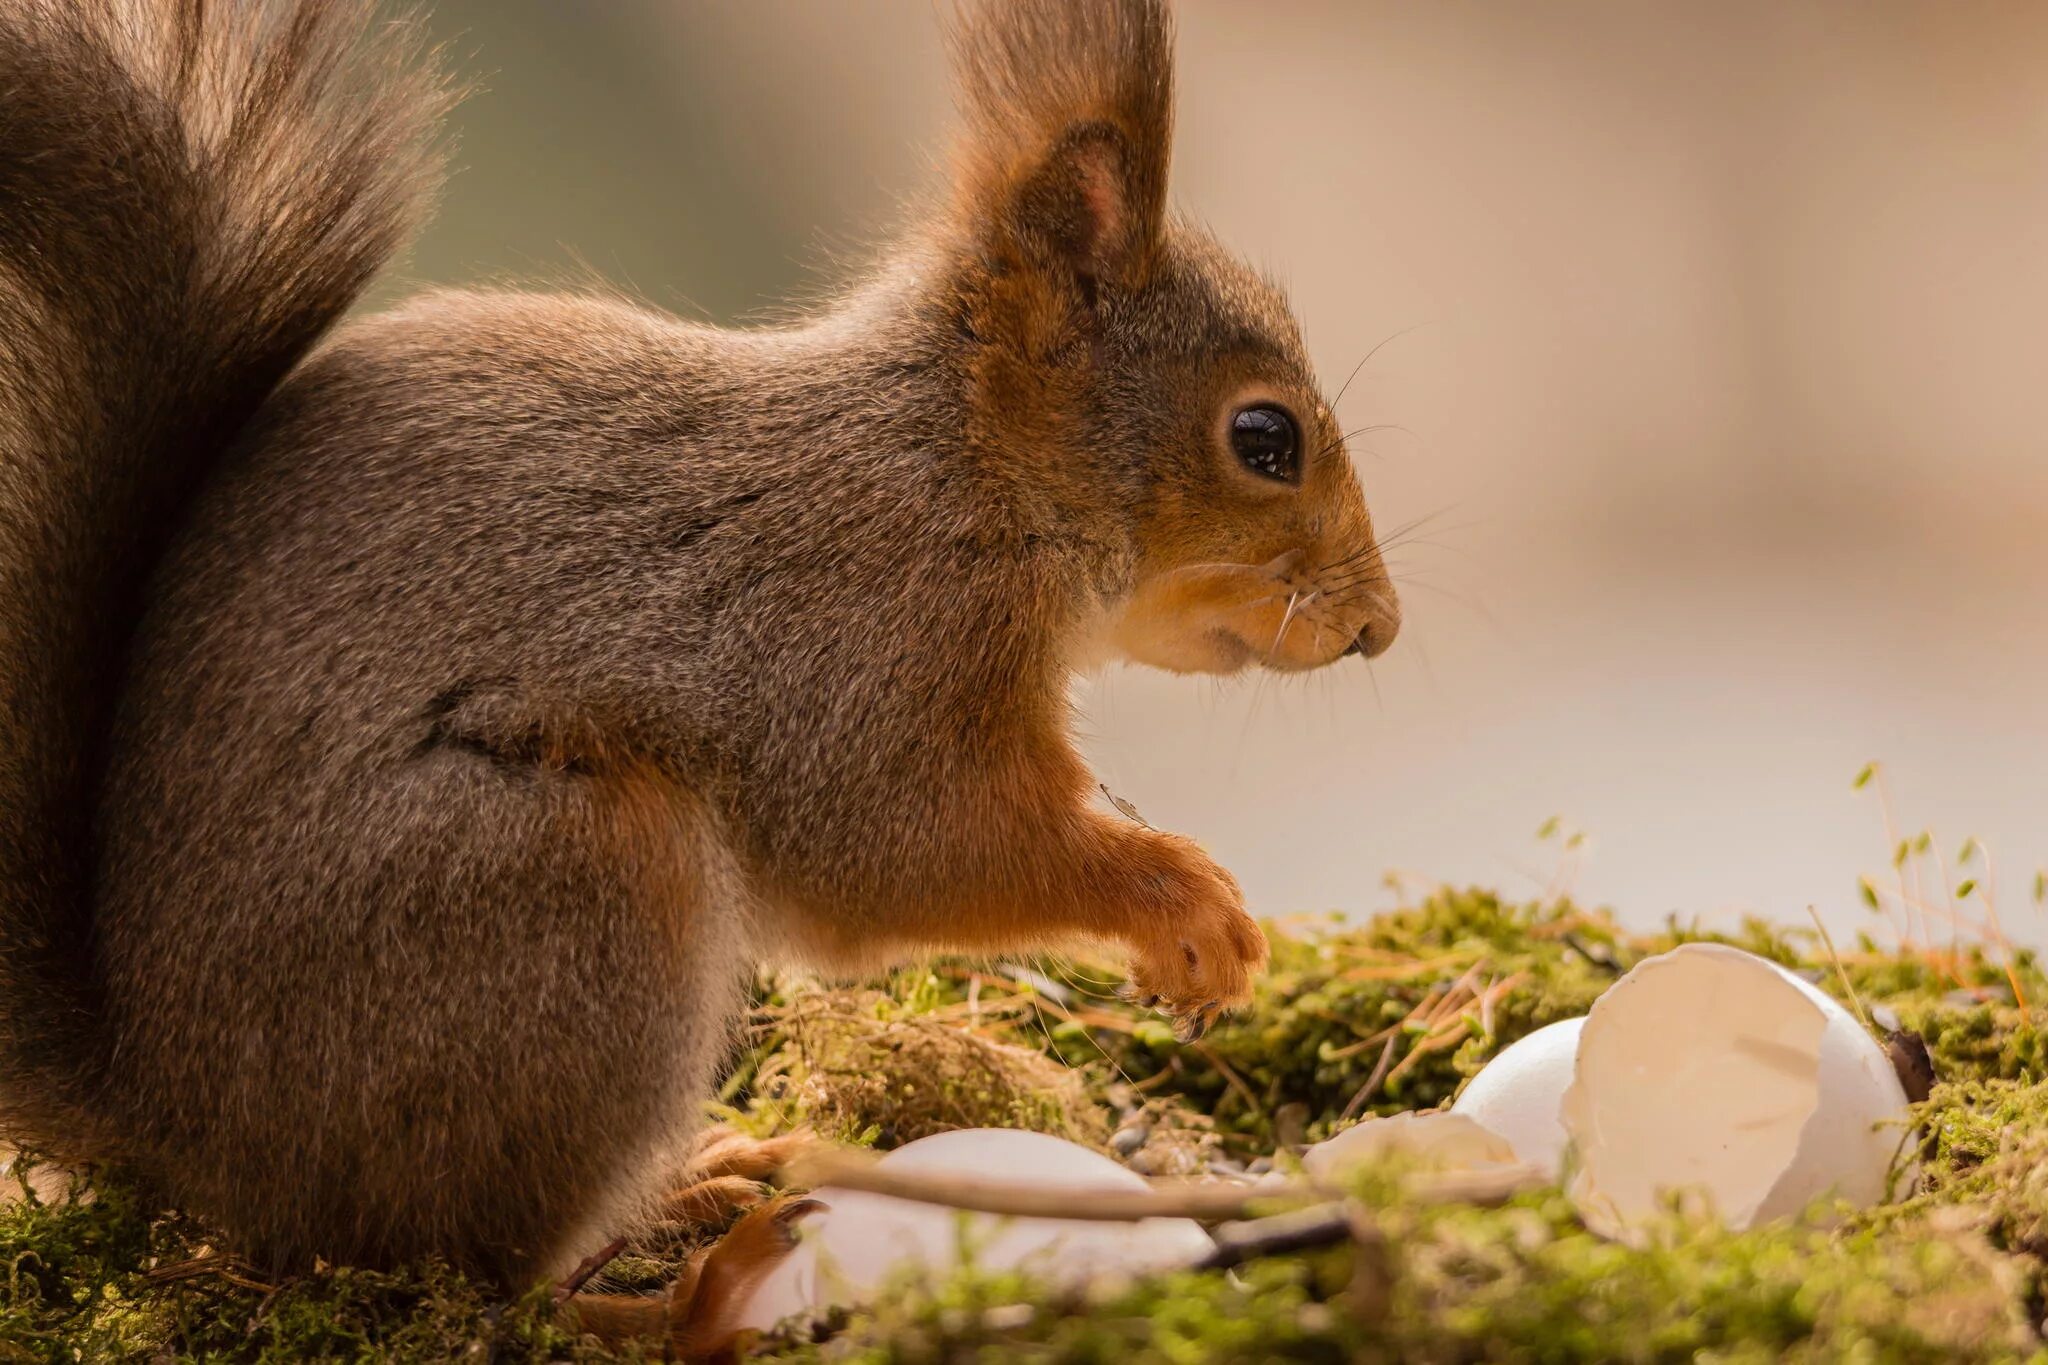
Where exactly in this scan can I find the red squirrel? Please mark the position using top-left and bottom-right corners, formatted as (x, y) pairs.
(0, 0), (1398, 1307)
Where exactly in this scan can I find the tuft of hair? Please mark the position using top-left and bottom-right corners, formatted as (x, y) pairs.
(0, 0), (454, 1154)
(944, 0), (1174, 282)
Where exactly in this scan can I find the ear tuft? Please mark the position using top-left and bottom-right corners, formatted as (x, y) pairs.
(946, 0), (1173, 291)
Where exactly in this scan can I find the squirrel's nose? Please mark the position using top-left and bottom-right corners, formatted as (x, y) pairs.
(1344, 618), (1398, 660)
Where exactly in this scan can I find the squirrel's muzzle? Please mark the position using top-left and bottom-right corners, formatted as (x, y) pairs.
(1344, 616), (1398, 660)
(1106, 547), (1402, 675)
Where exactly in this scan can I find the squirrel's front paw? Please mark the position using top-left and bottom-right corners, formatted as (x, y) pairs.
(1114, 836), (1268, 1042)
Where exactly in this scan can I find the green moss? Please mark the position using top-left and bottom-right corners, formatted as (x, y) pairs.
(764, 889), (1628, 1151)
(723, 984), (1109, 1148)
(1904, 1006), (2047, 1085)
(751, 1188), (2035, 1364)
(0, 1172), (609, 1362)
(0, 1166), (154, 1358)
(7, 884), (2048, 1360)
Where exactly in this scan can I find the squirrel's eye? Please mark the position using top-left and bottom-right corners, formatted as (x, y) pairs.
(1230, 404), (1300, 483)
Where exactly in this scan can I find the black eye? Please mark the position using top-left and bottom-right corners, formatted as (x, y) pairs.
(1230, 404), (1299, 483)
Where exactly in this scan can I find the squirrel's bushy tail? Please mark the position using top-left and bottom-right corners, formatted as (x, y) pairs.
(0, 0), (451, 1153)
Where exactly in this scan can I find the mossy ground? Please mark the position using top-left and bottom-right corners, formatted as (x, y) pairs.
(6, 884), (2048, 1362)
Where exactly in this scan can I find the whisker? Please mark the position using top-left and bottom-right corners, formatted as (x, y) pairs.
(1318, 584), (1399, 616)
(1266, 589), (1305, 664)
(1405, 618), (1441, 694)
(1370, 507), (1466, 547)
(1327, 352), (1376, 417)
(1318, 542), (1382, 575)
(1306, 509), (1467, 582)
(1372, 527), (1483, 558)
(1377, 532), (1479, 560)
(1313, 517), (1479, 590)
(1313, 422), (1413, 465)
(1325, 323), (1430, 414)
(1389, 577), (1506, 630)
(1320, 565), (1392, 594)
(1233, 641), (1279, 771)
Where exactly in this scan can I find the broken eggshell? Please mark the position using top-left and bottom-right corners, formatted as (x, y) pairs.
(1304, 943), (1912, 1235)
(1560, 941), (1913, 1237)
(1448, 1015), (1585, 1176)
(733, 1127), (1213, 1335)
(1287, 1021), (1587, 1188)
(1296, 1110), (1523, 1185)
(1290, 1023), (1585, 1188)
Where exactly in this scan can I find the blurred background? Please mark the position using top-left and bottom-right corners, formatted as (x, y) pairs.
(396, 1), (2048, 942)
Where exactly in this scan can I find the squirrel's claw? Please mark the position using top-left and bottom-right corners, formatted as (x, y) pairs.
(658, 1126), (816, 1230)
(1115, 981), (1163, 1011)
(668, 1191), (826, 1362)
(1172, 1000), (1222, 1043)
(1113, 834), (1266, 1042)
(1118, 979), (1217, 1038)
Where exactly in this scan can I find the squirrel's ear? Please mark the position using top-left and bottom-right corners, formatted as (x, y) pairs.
(945, 0), (1173, 294)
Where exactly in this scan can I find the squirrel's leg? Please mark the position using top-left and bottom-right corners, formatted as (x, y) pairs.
(565, 1194), (821, 1362)
(956, 806), (1271, 1041)
(780, 750), (1269, 1040)
(655, 1126), (815, 1227)
(95, 707), (755, 1282)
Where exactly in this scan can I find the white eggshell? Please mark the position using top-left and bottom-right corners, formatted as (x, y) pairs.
(1449, 1016), (1586, 1176)
(1298, 1110), (1522, 1184)
(1559, 942), (1912, 1237)
(734, 1128), (1212, 1334)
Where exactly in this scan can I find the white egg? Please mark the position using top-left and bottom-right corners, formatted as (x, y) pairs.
(1559, 942), (1913, 1237)
(1449, 1016), (1585, 1176)
(733, 1127), (1213, 1335)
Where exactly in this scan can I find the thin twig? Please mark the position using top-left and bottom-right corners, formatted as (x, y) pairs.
(1384, 1019), (1471, 1090)
(1806, 905), (1873, 1031)
(552, 1235), (628, 1303)
(1339, 1032), (1402, 1122)
(144, 1255), (278, 1295)
(1191, 1042), (1265, 1123)
(779, 1145), (1540, 1223)
(1197, 1200), (1374, 1269)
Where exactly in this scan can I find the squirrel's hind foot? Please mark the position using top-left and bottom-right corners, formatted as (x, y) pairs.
(567, 1192), (821, 1362)
(657, 1127), (816, 1231)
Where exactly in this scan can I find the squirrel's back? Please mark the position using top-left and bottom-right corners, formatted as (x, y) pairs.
(0, 0), (450, 1153)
